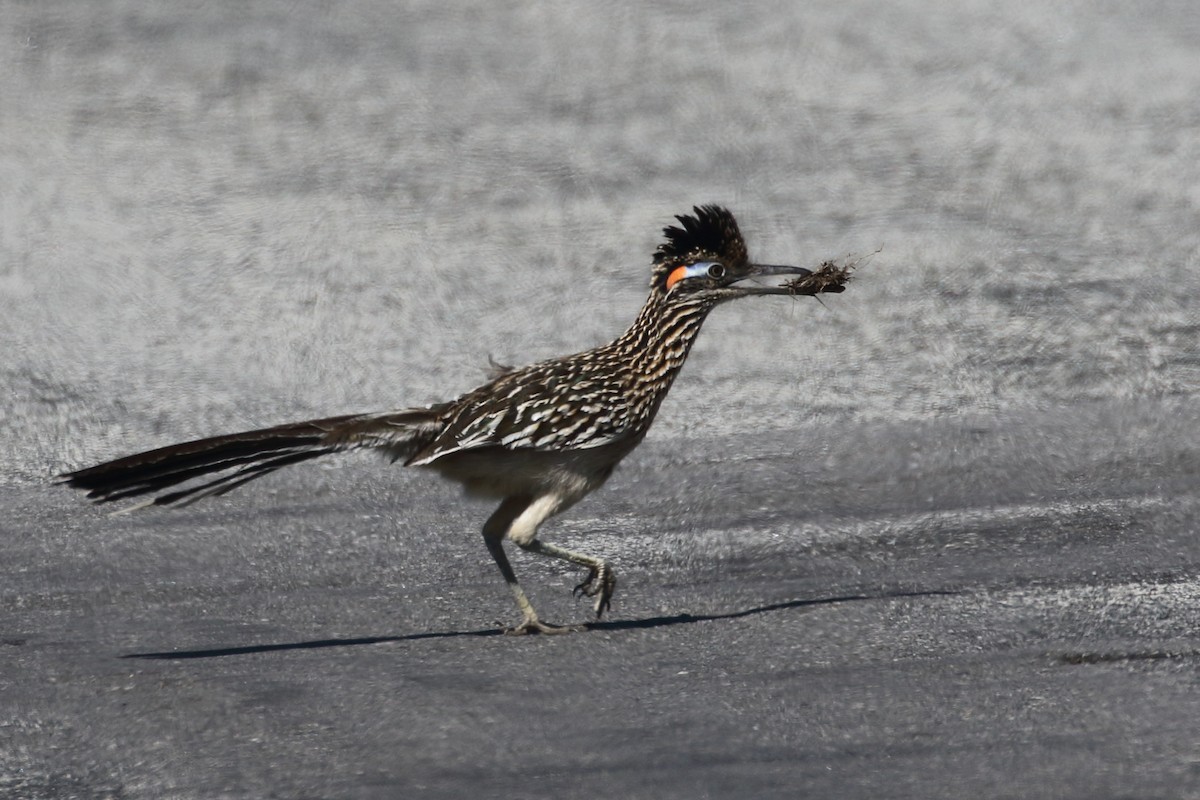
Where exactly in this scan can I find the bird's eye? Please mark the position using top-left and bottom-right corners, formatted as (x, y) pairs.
(707, 263), (726, 279)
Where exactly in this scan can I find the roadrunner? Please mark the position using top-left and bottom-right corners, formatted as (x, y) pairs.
(61, 206), (848, 634)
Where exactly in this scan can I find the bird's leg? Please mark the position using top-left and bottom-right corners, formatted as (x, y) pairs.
(502, 493), (618, 620)
(481, 534), (580, 635)
(482, 496), (582, 635)
(520, 539), (617, 619)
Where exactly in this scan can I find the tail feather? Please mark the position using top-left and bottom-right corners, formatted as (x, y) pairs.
(153, 449), (331, 508)
(59, 408), (445, 509)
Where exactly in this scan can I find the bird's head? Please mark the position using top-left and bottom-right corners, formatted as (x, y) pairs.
(651, 205), (812, 302)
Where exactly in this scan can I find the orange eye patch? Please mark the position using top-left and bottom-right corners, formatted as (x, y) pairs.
(666, 265), (690, 291)
(666, 261), (722, 291)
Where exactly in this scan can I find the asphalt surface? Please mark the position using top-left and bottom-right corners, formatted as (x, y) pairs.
(4, 3), (1200, 798)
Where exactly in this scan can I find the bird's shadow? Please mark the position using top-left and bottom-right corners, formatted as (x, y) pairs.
(121, 588), (957, 660)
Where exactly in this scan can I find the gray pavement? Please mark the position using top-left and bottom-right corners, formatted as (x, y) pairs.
(3, 3), (1200, 798)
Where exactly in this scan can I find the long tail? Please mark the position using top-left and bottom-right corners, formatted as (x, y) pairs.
(59, 408), (445, 509)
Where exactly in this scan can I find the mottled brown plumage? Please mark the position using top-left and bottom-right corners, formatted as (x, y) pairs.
(60, 206), (849, 634)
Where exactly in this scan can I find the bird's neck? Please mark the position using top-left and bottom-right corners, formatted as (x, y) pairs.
(609, 291), (718, 414)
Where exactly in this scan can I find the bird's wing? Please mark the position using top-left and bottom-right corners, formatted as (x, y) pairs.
(406, 366), (632, 466)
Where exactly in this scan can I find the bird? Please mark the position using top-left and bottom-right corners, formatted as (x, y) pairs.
(60, 205), (847, 634)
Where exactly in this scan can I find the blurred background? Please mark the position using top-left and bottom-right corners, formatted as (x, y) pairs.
(4, 1), (1196, 484)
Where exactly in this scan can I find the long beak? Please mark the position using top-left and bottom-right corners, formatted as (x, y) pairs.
(722, 263), (813, 297)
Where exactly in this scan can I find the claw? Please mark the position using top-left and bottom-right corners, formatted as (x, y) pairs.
(573, 562), (618, 618)
(504, 618), (585, 636)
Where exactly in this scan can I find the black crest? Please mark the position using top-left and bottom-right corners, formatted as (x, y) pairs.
(653, 205), (749, 274)
(652, 206), (744, 291)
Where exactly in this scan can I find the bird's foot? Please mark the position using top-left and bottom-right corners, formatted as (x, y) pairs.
(503, 617), (586, 636)
(573, 562), (617, 618)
